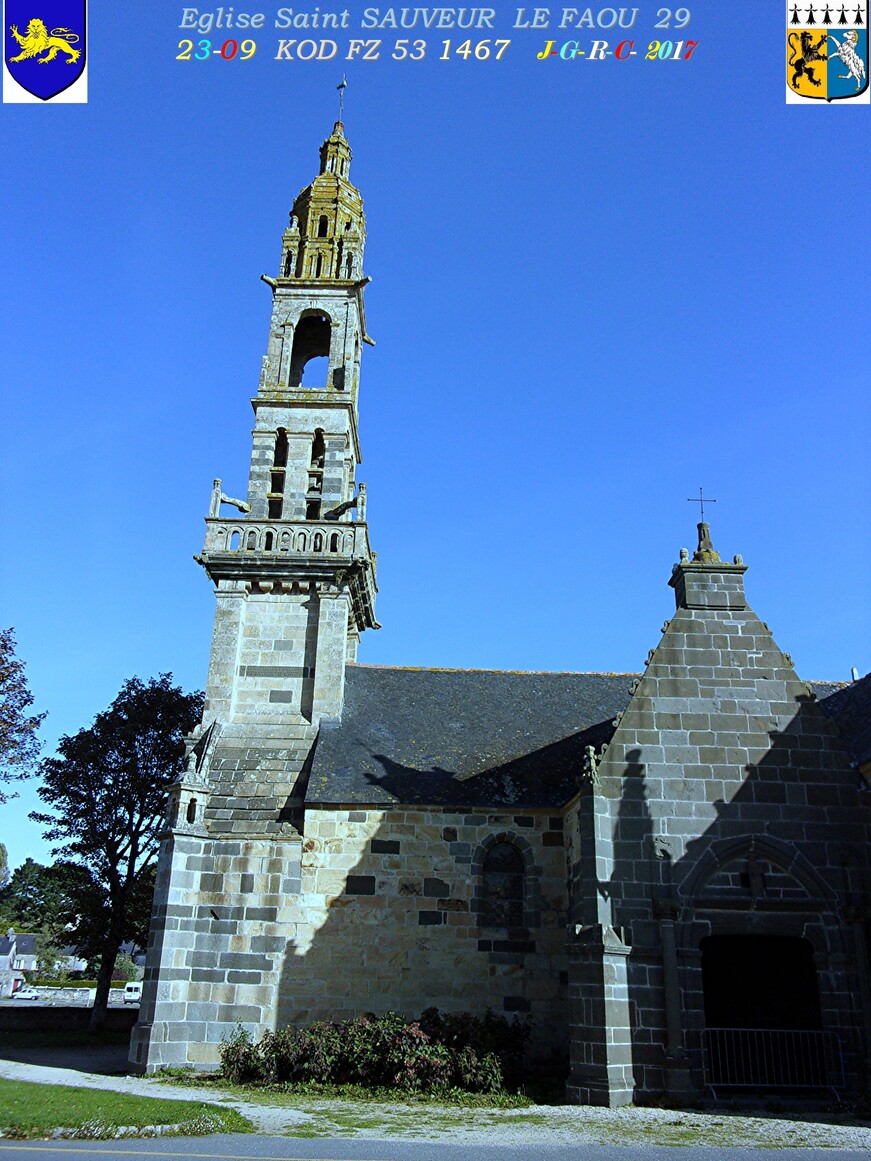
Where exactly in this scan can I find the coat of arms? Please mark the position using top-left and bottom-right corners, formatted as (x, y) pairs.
(787, 2), (869, 101)
(4, 0), (85, 100)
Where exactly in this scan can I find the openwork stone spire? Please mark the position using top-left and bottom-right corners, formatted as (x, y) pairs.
(281, 120), (366, 283)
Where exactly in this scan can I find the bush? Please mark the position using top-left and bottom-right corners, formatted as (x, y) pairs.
(219, 1009), (530, 1095)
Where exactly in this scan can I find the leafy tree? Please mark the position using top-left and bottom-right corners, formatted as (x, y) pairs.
(31, 674), (203, 1031)
(112, 952), (138, 982)
(0, 857), (78, 941)
(0, 844), (8, 890)
(0, 628), (45, 803)
(34, 934), (70, 982)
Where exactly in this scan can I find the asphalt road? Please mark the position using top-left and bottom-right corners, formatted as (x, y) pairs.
(0, 1140), (869, 1161)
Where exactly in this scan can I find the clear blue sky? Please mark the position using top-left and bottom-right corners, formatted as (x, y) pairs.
(1, 2), (869, 871)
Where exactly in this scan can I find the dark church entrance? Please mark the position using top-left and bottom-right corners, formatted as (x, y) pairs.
(700, 934), (842, 1091)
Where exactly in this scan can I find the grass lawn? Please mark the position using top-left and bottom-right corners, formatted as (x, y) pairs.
(0, 1079), (253, 1139)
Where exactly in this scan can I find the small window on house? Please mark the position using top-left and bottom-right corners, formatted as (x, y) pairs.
(315, 254), (323, 278)
(345, 252), (353, 277)
(284, 252), (294, 277)
(268, 498), (283, 519)
(273, 429), (288, 468)
(186, 798), (197, 825)
(481, 842), (524, 928)
(305, 502), (320, 521)
(318, 215), (329, 238)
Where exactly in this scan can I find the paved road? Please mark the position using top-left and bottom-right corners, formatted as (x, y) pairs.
(1, 1142), (870, 1161)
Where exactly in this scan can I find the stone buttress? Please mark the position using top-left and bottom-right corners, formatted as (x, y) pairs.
(130, 121), (379, 1071)
(566, 525), (870, 1105)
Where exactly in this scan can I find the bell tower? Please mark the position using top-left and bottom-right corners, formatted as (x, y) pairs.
(198, 118), (378, 738)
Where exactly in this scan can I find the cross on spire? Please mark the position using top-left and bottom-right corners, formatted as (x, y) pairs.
(337, 75), (347, 120)
(687, 486), (717, 522)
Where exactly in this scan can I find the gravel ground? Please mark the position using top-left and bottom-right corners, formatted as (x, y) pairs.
(2, 1057), (870, 1149)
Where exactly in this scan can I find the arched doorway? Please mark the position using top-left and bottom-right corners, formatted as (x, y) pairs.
(700, 934), (840, 1090)
(702, 934), (821, 1031)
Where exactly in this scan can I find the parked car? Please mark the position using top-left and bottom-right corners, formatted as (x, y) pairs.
(123, 982), (142, 1004)
(14, 986), (38, 1000)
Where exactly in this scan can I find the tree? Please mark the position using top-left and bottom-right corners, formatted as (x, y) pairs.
(31, 674), (203, 1031)
(0, 844), (8, 890)
(0, 628), (45, 803)
(0, 857), (78, 941)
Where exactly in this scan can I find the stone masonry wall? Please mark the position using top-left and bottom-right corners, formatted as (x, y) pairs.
(277, 806), (570, 1059)
(566, 557), (871, 1104)
(132, 805), (572, 1072)
(130, 831), (303, 1072)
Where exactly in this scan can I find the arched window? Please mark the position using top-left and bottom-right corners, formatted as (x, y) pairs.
(481, 842), (524, 927)
(284, 251), (295, 277)
(289, 312), (331, 388)
(315, 254), (323, 278)
(345, 252), (354, 277)
(186, 798), (198, 825)
(317, 215), (329, 238)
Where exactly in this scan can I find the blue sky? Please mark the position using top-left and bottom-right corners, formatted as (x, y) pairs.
(1, 2), (869, 870)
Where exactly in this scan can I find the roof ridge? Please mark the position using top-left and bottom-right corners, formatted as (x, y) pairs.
(347, 663), (641, 676)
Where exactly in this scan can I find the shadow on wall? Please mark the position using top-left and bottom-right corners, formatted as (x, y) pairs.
(273, 746), (577, 1063)
(600, 693), (870, 1099)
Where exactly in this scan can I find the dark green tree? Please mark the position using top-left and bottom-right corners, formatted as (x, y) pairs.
(31, 675), (203, 1030)
(0, 857), (77, 940)
(0, 628), (45, 803)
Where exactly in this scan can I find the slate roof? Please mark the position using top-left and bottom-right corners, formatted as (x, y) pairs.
(306, 665), (635, 808)
(7, 933), (37, 957)
(817, 674), (871, 768)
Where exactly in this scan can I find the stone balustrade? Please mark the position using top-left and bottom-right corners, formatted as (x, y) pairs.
(203, 518), (370, 559)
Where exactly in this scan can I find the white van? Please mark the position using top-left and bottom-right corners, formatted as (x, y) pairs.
(123, 982), (142, 1004)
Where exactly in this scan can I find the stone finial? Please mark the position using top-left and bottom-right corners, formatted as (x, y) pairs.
(692, 522), (721, 564)
(679, 547), (689, 563)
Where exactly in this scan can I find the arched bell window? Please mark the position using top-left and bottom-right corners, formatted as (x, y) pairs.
(481, 842), (525, 927)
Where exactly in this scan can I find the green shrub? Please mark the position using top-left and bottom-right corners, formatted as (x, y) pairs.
(219, 1009), (530, 1095)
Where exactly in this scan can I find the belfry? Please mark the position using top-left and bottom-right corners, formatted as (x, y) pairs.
(129, 121), (380, 1071)
(131, 118), (871, 1105)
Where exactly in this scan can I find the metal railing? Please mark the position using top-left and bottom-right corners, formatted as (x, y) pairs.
(702, 1027), (845, 1091)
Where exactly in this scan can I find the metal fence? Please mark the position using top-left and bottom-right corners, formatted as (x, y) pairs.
(702, 1028), (845, 1091)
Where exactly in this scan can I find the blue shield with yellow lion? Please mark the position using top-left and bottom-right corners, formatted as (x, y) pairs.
(4, 0), (85, 100)
(787, 2), (869, 101)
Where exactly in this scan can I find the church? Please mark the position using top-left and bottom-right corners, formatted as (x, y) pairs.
(129, 120), (871, 1105)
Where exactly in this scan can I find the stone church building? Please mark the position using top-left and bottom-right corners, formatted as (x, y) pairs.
(130, 121), (871, 1105)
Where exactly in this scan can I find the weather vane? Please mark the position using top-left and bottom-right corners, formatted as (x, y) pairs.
(687, 486), (717, 522)
(337, 75), (347, 119)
